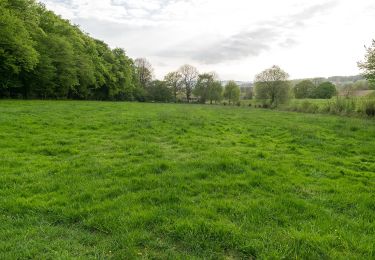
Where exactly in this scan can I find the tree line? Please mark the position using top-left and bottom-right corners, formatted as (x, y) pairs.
(1, 0), (374, 107)
(0, 0), (241, 103)
(0, 0), (141, 100)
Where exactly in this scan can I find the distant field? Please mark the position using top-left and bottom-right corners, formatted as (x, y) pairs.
(1, 101), (375, 259)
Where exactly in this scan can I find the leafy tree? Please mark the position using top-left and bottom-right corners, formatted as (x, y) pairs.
(341, 83), (355, 98)
(194, 73), (214, 104)
(164, 71), (182, 102)
(293, 80), (315, 99)
(178, 64), (198, 103)
(134, 58), (153, 89)
(313, 82), (337, 99)
(224, 81), (240, 105)
(210, 81), (224, 104)
(0, 7), (38, 97)
(254, 65), (290, 107)
(0, 0), (140, 101)
(194, 73), (223, 104)
(242, 87), (253, 99)
(147, 80), (172, 102)
(358, 40), (375, 88)
(353, 80), (370, 90)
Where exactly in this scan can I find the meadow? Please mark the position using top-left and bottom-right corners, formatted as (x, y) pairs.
(0, 100), (375, 259)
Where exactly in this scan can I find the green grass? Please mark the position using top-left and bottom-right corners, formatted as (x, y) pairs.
(1, 100), (375, 259)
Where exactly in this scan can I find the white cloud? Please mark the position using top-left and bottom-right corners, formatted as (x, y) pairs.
(39, 0), (375, 80)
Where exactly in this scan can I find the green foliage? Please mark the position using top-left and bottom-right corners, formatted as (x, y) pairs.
(0, 0), (139, 100)
(313, 82), (337, 99)
(254, 65), (290, 107)
(194, 73), (223, 104)
(358, 40), (375, 88)
(210, 81), (224, 104)
(360, 98), (375, 117)
(0, 6), (38, 96)
(224, 81), (240, 104)
(284, 97), (375, 117)
(164, 71), (182, 102)
(325, 98), (357, 114)
(147, 80), (172, 102)
(293, 80), (315, 99)
(178, 64), (199, 103)
(134, 58), (153, 90)
(1, 100), (375, 258)
(353, 80), (370, 90)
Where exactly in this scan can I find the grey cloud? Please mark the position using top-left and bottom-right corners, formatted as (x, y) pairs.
(192, 29), (276, 64)
(158, 1), (338, 64)
(292, 1), (338, 21)
(109, 0), (190, 19)
(279, 38), (298, 48)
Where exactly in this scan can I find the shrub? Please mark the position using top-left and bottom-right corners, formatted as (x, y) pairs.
(327, 98), (356, 115)
(312, 82), (337, 99)
(361, 99), (375, 117)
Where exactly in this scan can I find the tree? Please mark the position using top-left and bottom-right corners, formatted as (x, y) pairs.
(0, 7), (38, 97)
(194, 73), (214, 104)
(313, 82), (337, 99)
(358, 40), (375, 88)
(242, 86), (253, 99)
(194, 73), (223, 104)
(224, 81), (240, 105)
(178, 64), (198, 103)
(164, 71), (182, 102)
(341, 83), (355, 98)
(293, 80), (315, 99)
(147, 80), (172, 102)
(210, 81), (223, 104)
(254, 65), (290, 107)
(134, 58), (153, 89)
(0, 0), (140, 101)
(353, 80), (370, 90)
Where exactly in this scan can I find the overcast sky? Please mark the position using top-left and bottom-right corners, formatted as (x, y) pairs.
(39, 0), (375, 81)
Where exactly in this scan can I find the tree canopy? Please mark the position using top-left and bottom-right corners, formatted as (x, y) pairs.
(0, 0), (140, 100)
(358, 40), (375, 88)
(313, 82), (337, 99)
(293, 80), (315, 99)
(194, 73), (223, 104)
(254, 65), (290, 107)
(178, 64), (199, 103)
(224, 81), (240, 105)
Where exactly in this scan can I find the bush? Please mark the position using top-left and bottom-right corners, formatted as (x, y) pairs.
(361, 99), (375, 117)
(327, 98), (356, 115)
(300, 101), (319, 113)
(312, 82), (337, 99)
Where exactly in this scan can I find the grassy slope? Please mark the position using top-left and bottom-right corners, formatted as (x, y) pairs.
(0, 100), (374, 259)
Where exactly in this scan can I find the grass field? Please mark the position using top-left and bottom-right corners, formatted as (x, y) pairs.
(1, 101), (375, 259)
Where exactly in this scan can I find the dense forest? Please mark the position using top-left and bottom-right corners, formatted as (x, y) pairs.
(0, 0), (142, 100)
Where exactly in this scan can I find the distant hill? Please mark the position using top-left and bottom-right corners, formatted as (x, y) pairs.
(222, 75), (365, 89)
(292, 75), (365, 87)
(221, 81), (253, 88)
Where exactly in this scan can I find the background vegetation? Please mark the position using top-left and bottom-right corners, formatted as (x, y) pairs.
(1, 0), (375, 118)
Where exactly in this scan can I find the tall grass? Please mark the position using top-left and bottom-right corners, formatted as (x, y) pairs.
(284, 97), (375, 117)
(1, 101), (375, 258)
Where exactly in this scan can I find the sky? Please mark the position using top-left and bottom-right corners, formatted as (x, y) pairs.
(38, 0), (375, 81)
